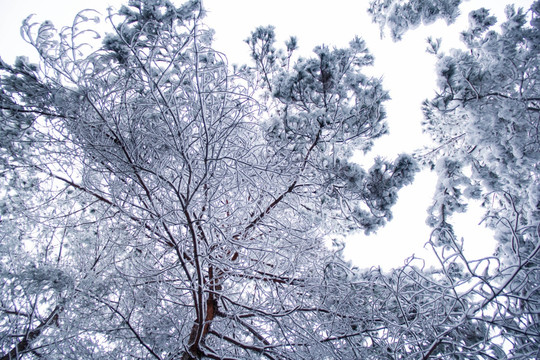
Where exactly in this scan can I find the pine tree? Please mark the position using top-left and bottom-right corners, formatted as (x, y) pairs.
(420, 2), (540, 357)
(368, 0), (463, 40)
(371, 0), (540, 357)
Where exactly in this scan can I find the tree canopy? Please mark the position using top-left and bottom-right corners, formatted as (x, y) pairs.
(0, 0), (539, 359)
(368, 0), (463, 40)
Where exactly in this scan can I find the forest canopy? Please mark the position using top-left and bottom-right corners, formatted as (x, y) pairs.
(0, 0), (539, 358)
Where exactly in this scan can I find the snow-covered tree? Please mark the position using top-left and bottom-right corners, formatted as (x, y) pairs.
(369, 0), (540, 357)
(5, 0), (538, 358)
(419, 2), (540, 358)
(0, 0), (418, 358)
(368, 0), (463, 40)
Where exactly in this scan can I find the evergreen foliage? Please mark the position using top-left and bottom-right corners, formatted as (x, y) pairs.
(0, 0), (539, 358)
(368, 0), (462, 40)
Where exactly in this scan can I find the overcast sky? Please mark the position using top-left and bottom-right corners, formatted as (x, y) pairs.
(0, 0), (534, 270)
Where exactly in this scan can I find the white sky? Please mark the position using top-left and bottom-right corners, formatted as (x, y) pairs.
(0, 0), (533, 270)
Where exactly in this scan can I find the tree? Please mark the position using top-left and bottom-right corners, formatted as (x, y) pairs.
(5, 0), (539, 358)
(418, 1), (540, 358)
(367, 0), (540, 358)
(0, 0), (418, 358)
(368, 0), (463, 40)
